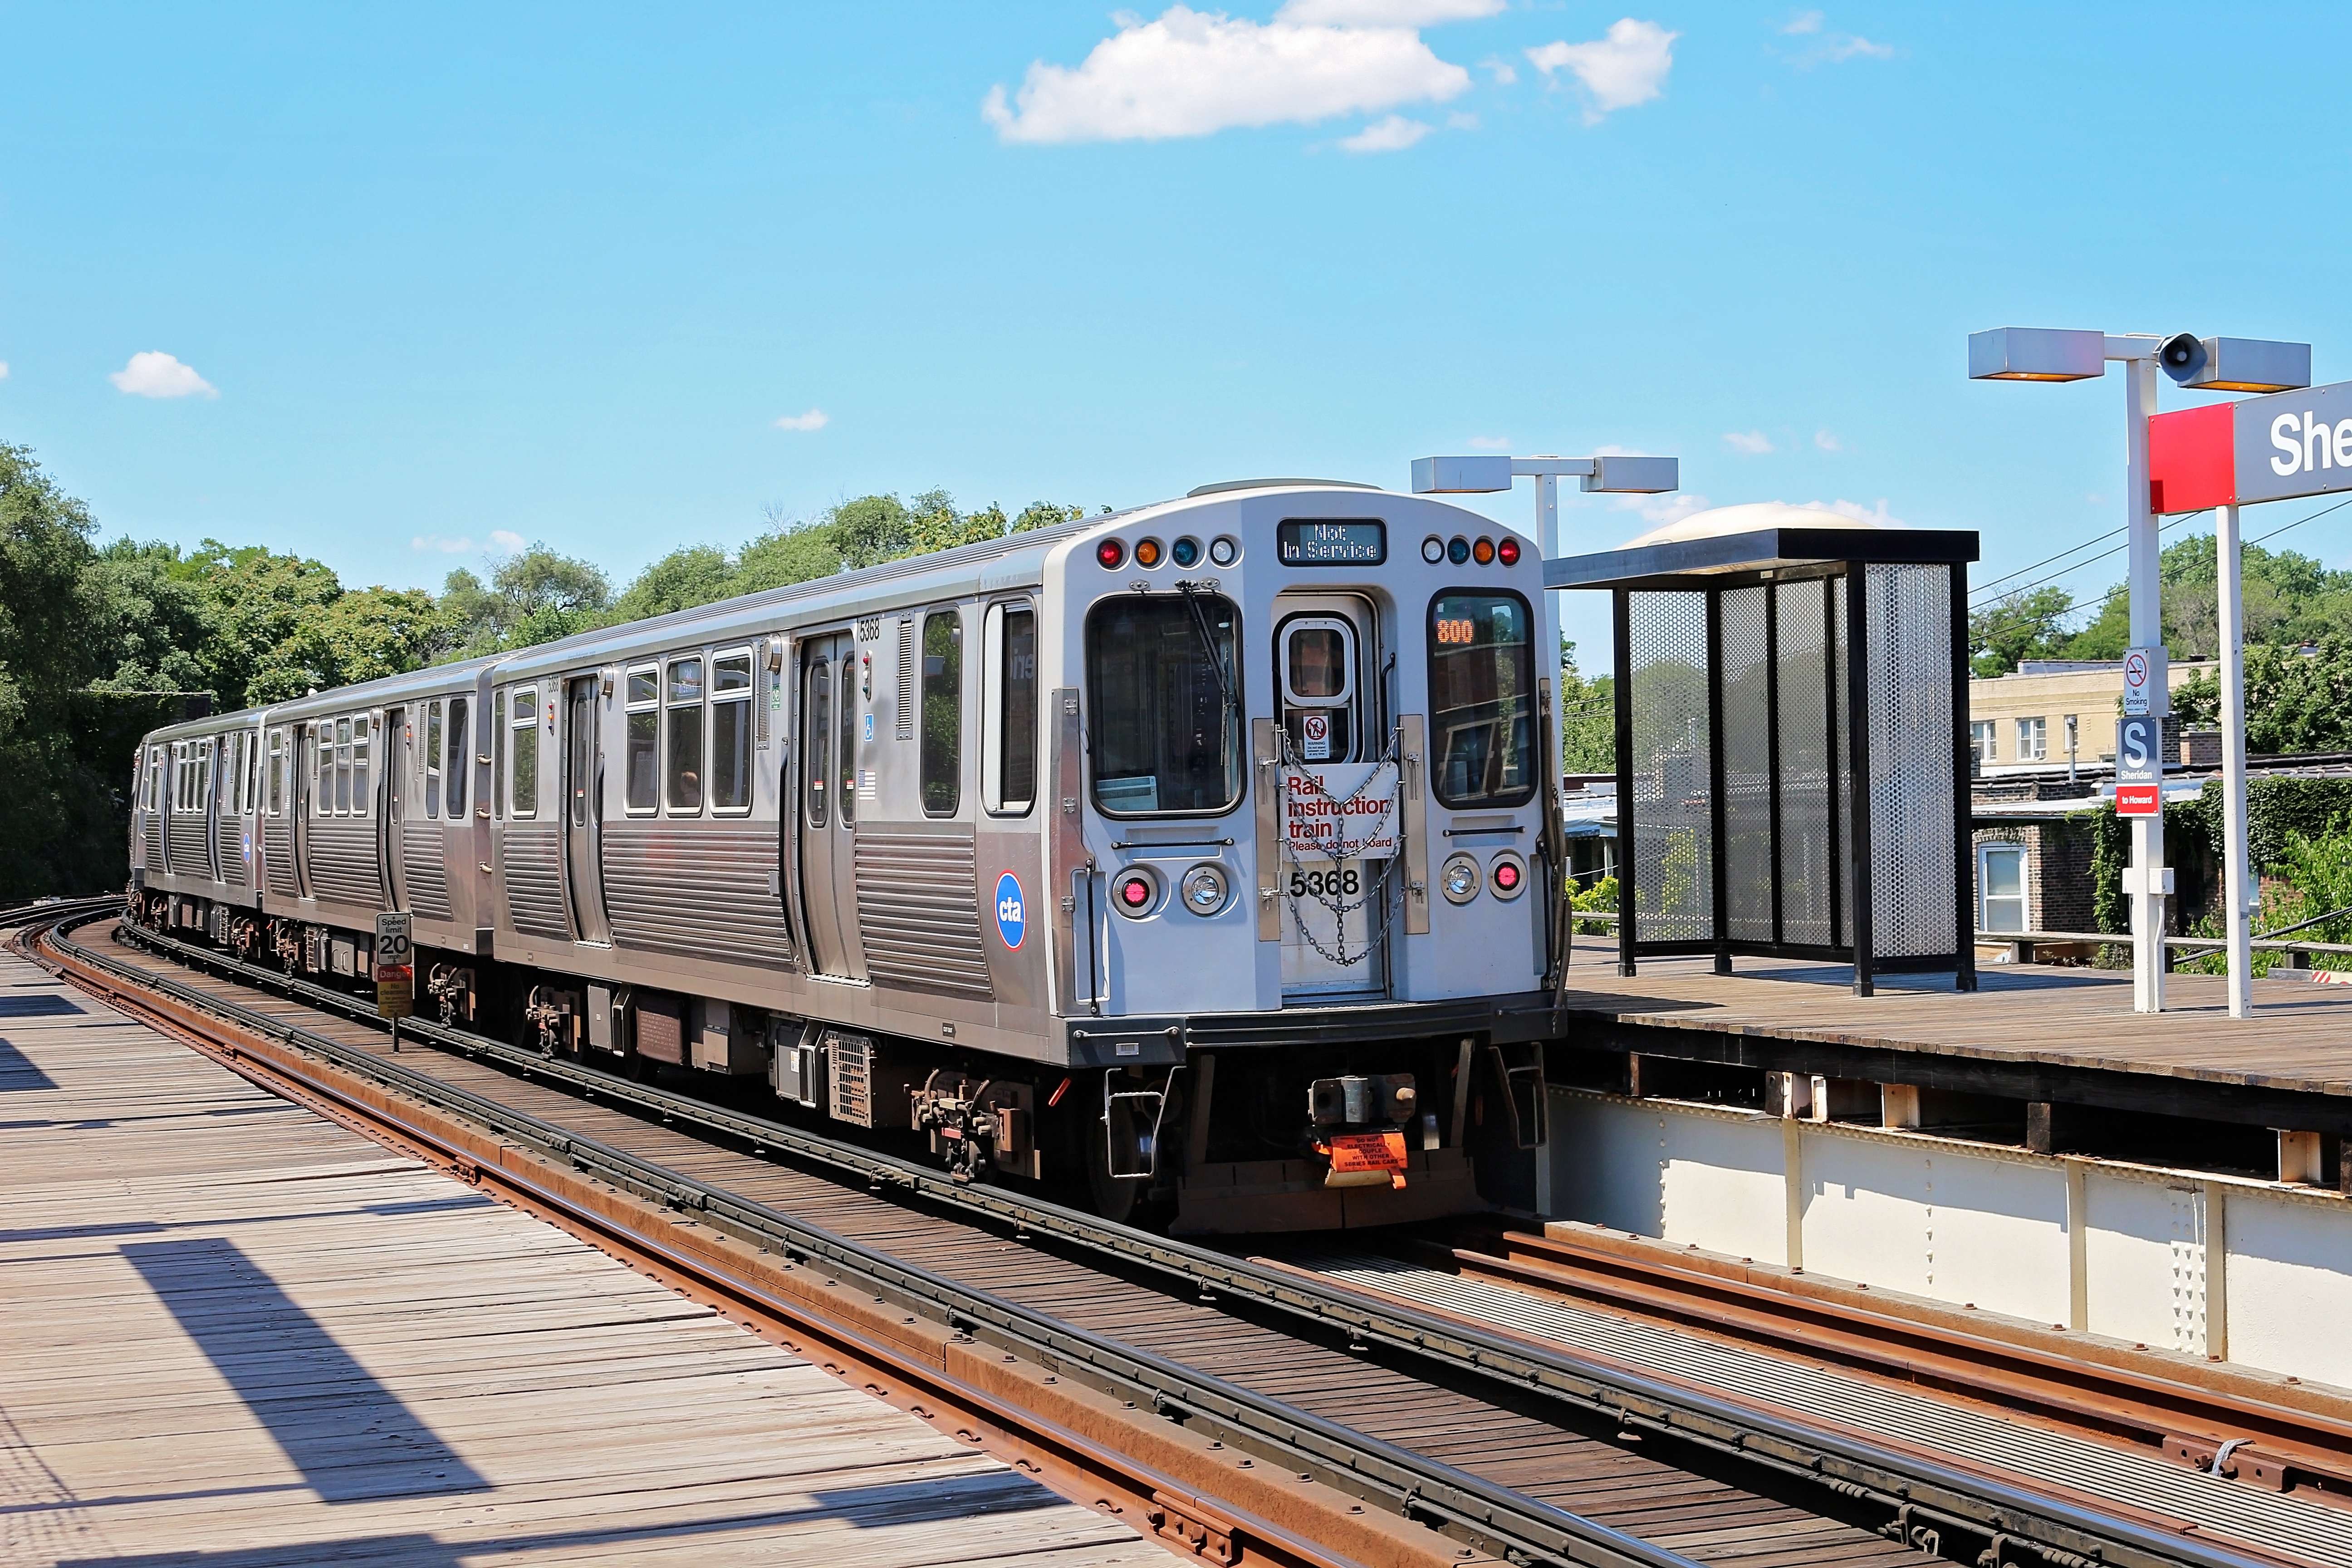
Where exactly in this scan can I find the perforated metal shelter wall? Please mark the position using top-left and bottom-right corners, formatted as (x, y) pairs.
(1864, 563), (1956, 959)
(1720, 587), (1773, 945)
(1626, 591), (1711, 944)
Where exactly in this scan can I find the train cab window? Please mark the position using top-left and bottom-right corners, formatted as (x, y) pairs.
(712, 649), (753, 813)
(666, 657), (705, 813)
(982, 603), (1037, 815)
(1427, 591), (1536, 809)
(268, 732), (284, 816)
(1086, 593), (1242, 817)
(1279, 617), (1358, 762)
(623, 666), (658, 814)
(425, 701), (443, 819)
(510, 687), (538, 818)
(919, 613), (961, 816)
(445, 698), (469, 817)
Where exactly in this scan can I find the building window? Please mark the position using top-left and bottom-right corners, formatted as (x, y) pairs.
(1979, 843), (2028, 933)
(1970, 720), (1995, 768)
(2014, 716), (2048, 763)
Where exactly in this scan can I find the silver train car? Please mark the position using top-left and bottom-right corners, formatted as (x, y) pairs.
(127, 480), (1568, 1232)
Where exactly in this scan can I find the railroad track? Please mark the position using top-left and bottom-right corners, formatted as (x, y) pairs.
(9, 902), (2305, 1568)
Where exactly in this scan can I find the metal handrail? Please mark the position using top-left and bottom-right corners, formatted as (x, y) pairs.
(1975, 927), (2352, 958)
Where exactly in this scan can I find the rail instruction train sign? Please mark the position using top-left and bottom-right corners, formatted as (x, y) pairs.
(1282, 760), (1398, 859)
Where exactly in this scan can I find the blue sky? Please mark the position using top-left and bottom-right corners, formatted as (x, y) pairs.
(5, 3), (2349, 668)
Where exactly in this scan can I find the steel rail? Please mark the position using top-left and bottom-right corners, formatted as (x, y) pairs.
(72, 910), (2282, 1568)
(34, 911), (1687, 1568)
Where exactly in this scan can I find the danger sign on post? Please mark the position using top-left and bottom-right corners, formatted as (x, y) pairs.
(374, 911), (414, 1019)
(1282, 761), (1397, 859)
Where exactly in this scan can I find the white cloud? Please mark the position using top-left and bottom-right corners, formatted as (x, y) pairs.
(1820, 34), (1893, 60)
(1467, 434), (1511, 450)
(1814, 428), (1843, 452)
(1481, 55), (1517, 84)
(1621, 491), (1710, 528)
(1526, 19), (1676, 123)
(1723, 430), (1775, 455)
(1340, 113), (1431, 152)
(1782, 9), (1824, 33)
(774, 408), (830, 431)
(0, 362), (9, 380)
(1814, 497), (1904, 526)
(488, 529), (527, 554)
(983, 5), (1470, 143)
(412, 535), (475, 554)
(109, 351), (217, 399)
(1277, 0), (1501, 23)
(1779, 13), (1894, 64)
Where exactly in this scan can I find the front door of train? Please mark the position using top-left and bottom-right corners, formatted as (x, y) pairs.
(798, 633), (866, 981)
(1271, 593), (1390, 1000)
(563, 676), (611, 944)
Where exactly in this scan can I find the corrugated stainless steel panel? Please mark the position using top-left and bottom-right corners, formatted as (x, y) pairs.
(167, 817), (211, 881)
(403, 822), (453, 921)
(142, 813), (162, 875)
(214, 817), (248, 888)
(504, 824), (568, 941)
(263, 821), (297, 897)
(602, 823), (789, 967)
(854, 827), (992, 1000)
(307, 818), (383, 910)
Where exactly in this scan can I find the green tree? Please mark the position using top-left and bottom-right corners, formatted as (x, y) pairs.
(439, 544), (612, 656)
(611, 544), (734, 622)
(2242, 637), (2352, 755)
(0, 445), (110, 897)
(1969, 586), (2078, 677)
(1558, 639), (1615, 774)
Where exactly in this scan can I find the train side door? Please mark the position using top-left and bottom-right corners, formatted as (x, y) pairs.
(1272, 593), (1388, 1000)
(203, 736), (223, 882)
(293, 725), (315, 900)
(383, 707), (408, 909)
(563, 674), (612, 944)
(798, 632), (867, 980)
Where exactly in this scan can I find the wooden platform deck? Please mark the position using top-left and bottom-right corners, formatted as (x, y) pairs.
(0, 946), (1159, 1568)
(1558, 935), (2352, 1122)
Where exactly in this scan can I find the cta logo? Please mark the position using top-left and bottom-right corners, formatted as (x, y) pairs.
(994, 871), (1026, 950)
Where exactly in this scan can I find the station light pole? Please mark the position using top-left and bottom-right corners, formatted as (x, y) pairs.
(1409, 452), (1680, 565)
(1971, 328), (2308, 1015)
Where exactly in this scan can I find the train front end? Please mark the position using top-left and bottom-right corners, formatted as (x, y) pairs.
(1045, 481), (1564, 1232)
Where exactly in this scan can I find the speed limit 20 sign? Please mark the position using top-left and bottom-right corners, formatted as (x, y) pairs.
(374, 911), (415, 1019)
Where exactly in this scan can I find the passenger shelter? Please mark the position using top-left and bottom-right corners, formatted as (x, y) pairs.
(1548, 505), (1979, 995)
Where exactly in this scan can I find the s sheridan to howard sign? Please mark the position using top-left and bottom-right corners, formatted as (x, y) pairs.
(2149, 378), (2352, 512)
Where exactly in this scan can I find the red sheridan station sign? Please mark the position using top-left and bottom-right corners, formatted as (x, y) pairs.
(2148, 378), (2352, 514)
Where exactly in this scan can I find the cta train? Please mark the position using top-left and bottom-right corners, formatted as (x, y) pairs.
(127, 480), (1566, 1232)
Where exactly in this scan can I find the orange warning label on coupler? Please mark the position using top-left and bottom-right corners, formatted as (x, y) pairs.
(1325, 1131), (1409, 1173)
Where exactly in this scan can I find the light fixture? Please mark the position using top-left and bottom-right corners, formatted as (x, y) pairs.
(1447, 536), (1470, 565)
(2158, 334), (2311, 394)
(1421, 535), (1445, 564)
(1472, 537), (1496, 566)
(1171, 537), (1202, 568)
(1134, 538), (1163, 568)
(1208, 536), (1238, 566)
(1496, 536), (1521, 567)
(1096, 539), (1126, 569)
(1180, 863), (1230, 915)
(1112, 867), (1160, 917)
(1966, 327), (2106, 382)
(1440, 852), (1480, 905)
(1488, 851), (1527, 901)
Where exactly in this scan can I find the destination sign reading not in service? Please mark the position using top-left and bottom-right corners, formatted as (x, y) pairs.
(1277, 519), (1386, 566)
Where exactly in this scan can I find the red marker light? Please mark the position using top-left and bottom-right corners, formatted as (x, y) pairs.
(1120, 876), (1151, 906)
(1496, 536), (1521, 567)
(1097, 538), (1126, 569)
(1494, 862), (1519, 891)
(1472, 536), (1496, 566)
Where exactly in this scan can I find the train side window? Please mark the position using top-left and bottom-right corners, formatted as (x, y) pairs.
(353, 715), (372, 817)
(425, 701), (443, 819)
(1426, 590), (1537, 809)
(329, 718), (349, 815)
(981, 603), (1036, 815)
(805, 656), (830, 828)
(316, 728), (332, 816)
(510, 687), (538, 818)
(919, 612), (962, 817)
(623, 665), (658, 814)
(446, 698), (469, 817)
(268, 732), (284, 816)
(711, 649), (752, 814)
(666, 656), (705, 814)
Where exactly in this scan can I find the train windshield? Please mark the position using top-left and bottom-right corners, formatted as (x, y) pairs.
(1087, 593), (1242, 816)
(1428, 591), (1536, 808)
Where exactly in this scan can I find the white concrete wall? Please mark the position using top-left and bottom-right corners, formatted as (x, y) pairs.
(1548, 1086), (2352, 1389)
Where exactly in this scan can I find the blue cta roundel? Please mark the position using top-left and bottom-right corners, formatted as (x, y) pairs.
(994, 872), (1026, 950)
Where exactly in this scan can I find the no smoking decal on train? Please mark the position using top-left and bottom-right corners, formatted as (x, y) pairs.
(995, 872), (1025, 949)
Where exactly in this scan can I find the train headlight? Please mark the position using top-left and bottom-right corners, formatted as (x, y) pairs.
(1421, 534), (1445, 564)
(1440, 853), (1481, 905)
(1487, 850), (1527, 901)
(1180, 863), (1230, 915)
(1111, 866), (1161, 918)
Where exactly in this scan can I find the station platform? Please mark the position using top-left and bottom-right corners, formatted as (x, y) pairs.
(0, 946), (1158, 1568)
(1557, 935), (2352, 1137)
